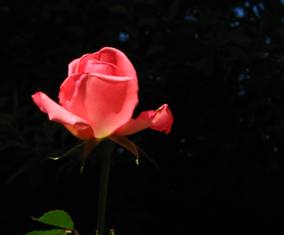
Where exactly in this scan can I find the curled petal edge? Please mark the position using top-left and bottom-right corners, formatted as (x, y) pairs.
(32, 92), (94, 140)
(114, 104), (174, 136)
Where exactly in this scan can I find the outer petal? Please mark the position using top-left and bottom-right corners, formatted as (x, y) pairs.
(85, 74), (138, 138)
(58, 74), (89, 120)
(32, 92), (94, 140)
(114, 104), (174, 136)
(59, 73), (138, 139)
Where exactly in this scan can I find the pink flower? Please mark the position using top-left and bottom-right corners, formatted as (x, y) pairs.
(32, 47), (173, 140)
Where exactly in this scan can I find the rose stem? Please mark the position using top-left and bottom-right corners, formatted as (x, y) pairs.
(96, 139), (115, 235)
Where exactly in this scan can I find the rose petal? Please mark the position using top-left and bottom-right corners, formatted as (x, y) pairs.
(68, 53), (91, 76)
(85, 61), (124, 77)
(59, 74), (89, 120)
(68, 48), (137, 79)
(90, 73), (132, 82)
(59, 73), (138, 139)
(95, 47), (137, 79)
(64, 123), (94, 140)
(59, 74), (79, 109)
(68, 58), (80, 76)
(32, 91), (94, 140)
(114, 104), (174, 136)
(85, 74), (138, 138)
(60, 47), (139, 138)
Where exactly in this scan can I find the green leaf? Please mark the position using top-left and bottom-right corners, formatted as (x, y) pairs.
(33, 210), (74, 230)
(25, 229), (68, 235)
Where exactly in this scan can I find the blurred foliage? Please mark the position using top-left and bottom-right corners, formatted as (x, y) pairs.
(1, 0), (284, 234)
(26, 230), (68, 235)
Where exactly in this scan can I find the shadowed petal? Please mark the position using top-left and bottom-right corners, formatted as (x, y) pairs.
(58, 74), (90, 121)
(32, 92), (94, 140)
(114, 104), (174, 136)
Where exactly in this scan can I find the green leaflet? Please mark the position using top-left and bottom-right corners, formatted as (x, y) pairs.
(32, 210), (74, 230)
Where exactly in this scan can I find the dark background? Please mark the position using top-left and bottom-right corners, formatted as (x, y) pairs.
(1, 0), (284, 234)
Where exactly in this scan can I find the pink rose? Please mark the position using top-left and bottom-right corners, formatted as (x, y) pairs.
(32, 47), (173, 140)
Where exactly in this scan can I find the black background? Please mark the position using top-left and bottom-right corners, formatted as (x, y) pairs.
(1, 0), (284, 234)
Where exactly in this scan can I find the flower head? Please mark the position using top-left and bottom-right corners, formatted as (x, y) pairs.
(32, 47), (173, 140)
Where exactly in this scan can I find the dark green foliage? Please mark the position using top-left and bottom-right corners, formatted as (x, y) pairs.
(25, 230), (67, 235)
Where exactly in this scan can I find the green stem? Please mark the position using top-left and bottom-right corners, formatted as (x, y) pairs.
(96, 139), (114, 235)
